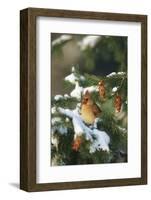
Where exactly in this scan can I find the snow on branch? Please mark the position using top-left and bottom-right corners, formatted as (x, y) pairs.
(106, 72), (126, 78)
(65, 67), (98, 100)
(83, 85), (98, 94)
(54, 94), (73, 101)
(78, 36), (101, 50)
(54, 95), (63, 101)
(52, 35), (72, 47)
(112, 86), (119, 93)
(65, 67), (85, 84)
(70, 83), (99, 100)
(51, 106), (57, 114)
(58, 107), (92, 141)
(90, 129), (110, 153)
(70, 81), (83, 100)
(58, 107), (110, 153)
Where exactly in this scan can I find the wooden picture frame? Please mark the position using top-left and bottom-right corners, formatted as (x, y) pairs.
(20, 7), (147, 192)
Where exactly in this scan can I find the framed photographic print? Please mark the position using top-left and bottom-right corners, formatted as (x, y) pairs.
(20, 8), (147, 191)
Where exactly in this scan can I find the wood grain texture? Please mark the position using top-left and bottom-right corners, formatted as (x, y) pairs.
(20, 9), (29, 191)
(141, 16), (147, 183)
(27, 7), (146, 22)
(20, 8), (36, 191)
(20, 8), (147, 192)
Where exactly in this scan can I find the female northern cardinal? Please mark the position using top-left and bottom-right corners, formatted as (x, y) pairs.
(81, 91), (101, 124)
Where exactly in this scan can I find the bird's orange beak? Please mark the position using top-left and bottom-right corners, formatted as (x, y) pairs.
(82, 98), (88, 104)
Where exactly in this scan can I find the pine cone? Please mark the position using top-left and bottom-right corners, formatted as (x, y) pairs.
(98, 80), (106, 99)
(72, 136), (82, 151)
(114, 94), (122, 113)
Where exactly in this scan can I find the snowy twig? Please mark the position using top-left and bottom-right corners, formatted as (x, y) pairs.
(58, 107), (110, 153)
(65, 66), (85, 85)
(52, 35), (72, 47)
(78, 36), (101, 50)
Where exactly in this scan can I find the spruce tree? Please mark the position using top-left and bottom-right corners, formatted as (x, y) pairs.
(51, 34), (127, 166)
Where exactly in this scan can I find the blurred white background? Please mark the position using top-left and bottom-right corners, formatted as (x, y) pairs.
(0, 0), (150, 199)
